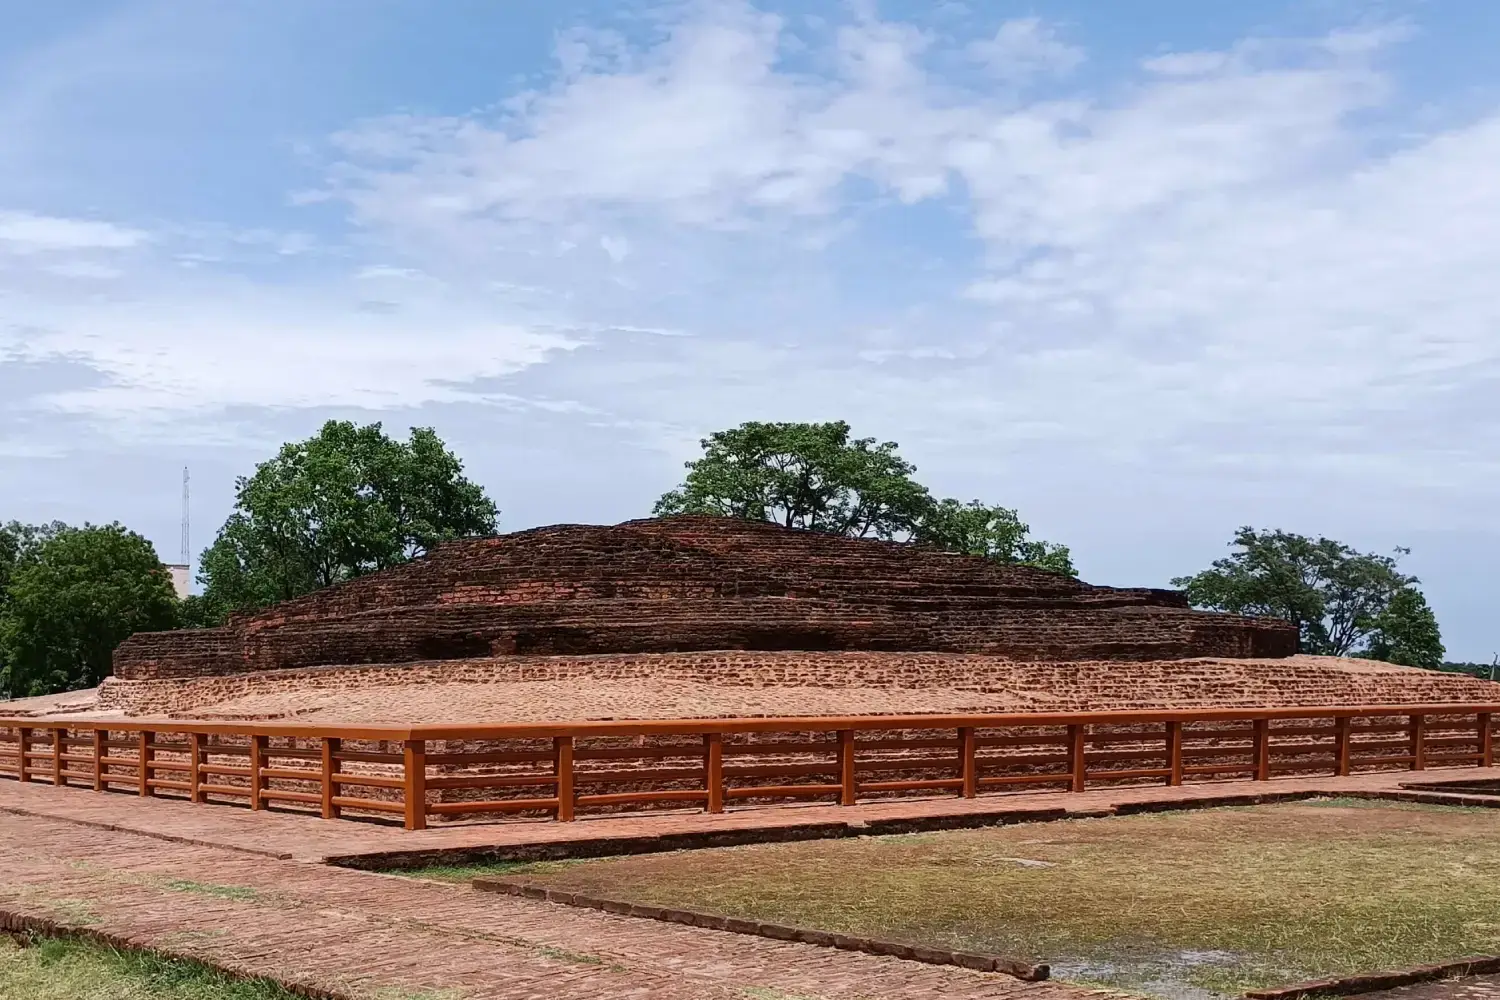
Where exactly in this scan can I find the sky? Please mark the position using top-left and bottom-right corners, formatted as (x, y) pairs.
(1, 0), (1497, 661)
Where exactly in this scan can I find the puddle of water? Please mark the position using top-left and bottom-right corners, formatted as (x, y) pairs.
(1051, 948), (1250, 1000)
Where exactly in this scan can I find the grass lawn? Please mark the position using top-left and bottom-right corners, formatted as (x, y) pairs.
(0, 934), (301, 1000)
(406, 798), (1500, 999)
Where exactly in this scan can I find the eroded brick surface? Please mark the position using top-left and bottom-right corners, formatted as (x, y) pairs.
(112, 516), (1298, 682)
(93, 651), (1500, 721)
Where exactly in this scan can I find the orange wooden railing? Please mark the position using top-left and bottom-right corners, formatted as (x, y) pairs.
(0, 705), (1494, 830)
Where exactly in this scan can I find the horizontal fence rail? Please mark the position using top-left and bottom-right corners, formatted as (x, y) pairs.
(0, 705), (1494, 830)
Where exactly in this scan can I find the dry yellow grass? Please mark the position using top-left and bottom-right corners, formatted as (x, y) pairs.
(415, 799), (1500, 998)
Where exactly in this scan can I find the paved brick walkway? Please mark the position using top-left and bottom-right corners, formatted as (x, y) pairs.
(2, 766), (1493, 863)
(1364, 974), (1500, 998)
(1, 770), (1494, 999)
(0, 811), (1115, 1000)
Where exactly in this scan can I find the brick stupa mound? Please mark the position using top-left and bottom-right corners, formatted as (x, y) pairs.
(96, 516), (1500, 721)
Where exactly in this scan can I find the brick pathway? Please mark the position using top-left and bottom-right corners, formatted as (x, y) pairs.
(0, 811), (1120, 1000)
(1363, 975), (1500, 998)
(1, 770), (1495, 999)
(2, 766), (1493, 864)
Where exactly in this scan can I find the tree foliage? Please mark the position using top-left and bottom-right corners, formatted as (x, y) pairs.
(915, 499), (1077, 577)
(197, 420), (497, 622)
(1171, 527), (1441, 662)
(654, 420), (1074, 574)
(653, 421), (934, 539)
(1363, 587), (1445, 669)
(0, 523), (179, 697)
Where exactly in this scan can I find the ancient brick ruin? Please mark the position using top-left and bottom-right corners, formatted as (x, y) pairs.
(115, 515), (1296, 681)
(99, 516), (1500, 722)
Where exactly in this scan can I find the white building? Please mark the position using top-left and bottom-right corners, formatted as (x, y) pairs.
(166, 564), (191, 600)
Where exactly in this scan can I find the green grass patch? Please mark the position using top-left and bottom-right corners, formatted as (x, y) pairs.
(534, 943), (623, 971)
(396, 858), (578, 883)
(162, 880), (260, 902)
(408, 799), (1500, 999)
(0, 933), (301, 999)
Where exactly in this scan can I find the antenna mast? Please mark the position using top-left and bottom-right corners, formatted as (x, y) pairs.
(180, 466), (190, 566)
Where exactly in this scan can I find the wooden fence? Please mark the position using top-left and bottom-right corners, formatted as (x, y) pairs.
(0, 704), (1494, 830)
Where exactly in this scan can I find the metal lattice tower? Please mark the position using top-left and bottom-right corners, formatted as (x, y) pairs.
(180, 466), (190, 566)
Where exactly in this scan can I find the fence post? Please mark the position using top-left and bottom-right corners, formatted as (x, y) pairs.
(1334, 716), (1352, 777)
(249, 735), (265, 810)
(1410, 714), (1426, 771)
(52, 728), (65, 787)
(1481, 713), (1494, 769)
(959, 726), (977, 798)
(403, 739), (427, 831)
(1166, 721), (1184, 787)
(704, 732), (724, 814)
(554, 736), (575, 822)
(321, 737), (340, 820)
(16, 727), (30, 783)
(838, 730), (857, 806)
(1069, 724), (1087, 793)
(92, 729), (105, 792)
(189, 732), (206, 803)
(138, 731), (154, 797)
(1253, 719), (1270, 781)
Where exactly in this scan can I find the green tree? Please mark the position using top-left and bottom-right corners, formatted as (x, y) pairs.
(198, 420), (497, 621)
(653, 421), (934, 539)
(654, 420), (1073, 573)
(0, 520), (66, 693)
(0, 523), (179, 696)
(1363, 587), (1445, 668)
(914, 499), (1077, 576)
(1171, 527), (1431, 657)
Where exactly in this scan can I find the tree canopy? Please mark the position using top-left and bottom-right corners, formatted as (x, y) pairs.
(916, 499), (1077, 577)
(0, 523), (179, 697)
(1171, 527), (1443, 663)
(654, 420), (1075, 575)
(197, 420), (498, 622)
(1363, 587), (1445, 669)
(653, 421), (933, 539)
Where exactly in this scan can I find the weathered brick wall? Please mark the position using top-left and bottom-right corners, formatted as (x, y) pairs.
(113, 517), (1296, 681)
(96, 651), (1500, 718)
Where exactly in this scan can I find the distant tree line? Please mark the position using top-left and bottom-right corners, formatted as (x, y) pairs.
(1433, 660), (1498, 682)
(0, 417), (1455, 697)
(1171, 528), (1445, 668)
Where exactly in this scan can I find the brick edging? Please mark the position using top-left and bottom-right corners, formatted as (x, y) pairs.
(330, 807), (1075, 870)
(0, 908), (350, 1000)
(472, 877), (1048, 981)
(1243, 955), (1500, 998)
(334, 789), (1500, 873)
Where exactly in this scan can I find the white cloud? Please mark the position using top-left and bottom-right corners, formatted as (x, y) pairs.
(2, 273), (579, 440)
(599, 235), (631, 262)
(0, 211), (147, 253)
(969, 17), (1084, 81)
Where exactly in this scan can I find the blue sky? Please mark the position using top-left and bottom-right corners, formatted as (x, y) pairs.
(2, 0), (1498, 661)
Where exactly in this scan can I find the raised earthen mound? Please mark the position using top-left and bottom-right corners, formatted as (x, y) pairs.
(114, 515), (1297, 681)
(94, 652), (1500, 722)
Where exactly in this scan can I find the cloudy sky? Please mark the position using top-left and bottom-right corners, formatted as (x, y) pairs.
(2, 0), (1498, 660)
